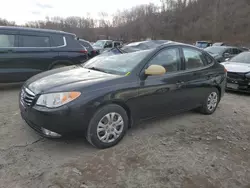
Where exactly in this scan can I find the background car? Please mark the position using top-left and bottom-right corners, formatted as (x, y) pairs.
(204, 46), (244, 63)
(20, 42), (226, 149)
(0, 26), (88, 83)
(195, 41), (213, 48)
(78, 39), (98, 58)
(92, 40), (122, 54)
(213, 42), (226, 46)
(221, 52), (250, 92)
(98, 40), (171, 57)
(122, 40), (169, 52)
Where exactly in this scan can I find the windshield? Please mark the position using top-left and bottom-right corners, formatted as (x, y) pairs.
(205, 47), (225, 54)
(93, 40), (106, 48)
(229, 52), (250, 64)
(83, 50), (152, 75)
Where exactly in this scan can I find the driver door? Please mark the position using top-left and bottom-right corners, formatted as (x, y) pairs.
(137, 47), (187, 119)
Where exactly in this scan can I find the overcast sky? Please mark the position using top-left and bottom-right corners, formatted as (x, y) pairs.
(1, 0), (160, 25)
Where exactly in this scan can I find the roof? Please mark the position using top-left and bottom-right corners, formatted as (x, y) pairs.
(0, 26), (75, 36)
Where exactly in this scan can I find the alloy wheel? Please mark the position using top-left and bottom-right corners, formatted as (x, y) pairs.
(97, 112), (124, 143)
(207, 92), (218, 111)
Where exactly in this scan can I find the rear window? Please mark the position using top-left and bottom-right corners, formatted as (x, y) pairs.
(20, 35), (50, 47)
(0, 34), (15, 47)
(51, 35), (64, 47)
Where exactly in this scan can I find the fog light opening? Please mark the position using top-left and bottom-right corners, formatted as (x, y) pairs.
(42, 128), (61, 138)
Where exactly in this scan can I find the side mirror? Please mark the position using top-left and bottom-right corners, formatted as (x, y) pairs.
(145, 65), (166, 76)
(223, 53), (230, 58)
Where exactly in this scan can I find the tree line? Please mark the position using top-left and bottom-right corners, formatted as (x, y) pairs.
(1, 0), (250, 45)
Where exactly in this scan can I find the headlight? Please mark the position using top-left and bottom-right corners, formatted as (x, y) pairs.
(36, 92), (81, 108)
(246, 73), (250, 79)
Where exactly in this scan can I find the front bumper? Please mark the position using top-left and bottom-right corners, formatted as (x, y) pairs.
(226, 78), (250, 93)
(20, 102), (90, 137)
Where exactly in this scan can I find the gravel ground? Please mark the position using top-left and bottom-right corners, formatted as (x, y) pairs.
(0, 87), (250, 188)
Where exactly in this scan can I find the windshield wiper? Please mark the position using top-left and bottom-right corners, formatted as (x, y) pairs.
(87, 67), (108, 73)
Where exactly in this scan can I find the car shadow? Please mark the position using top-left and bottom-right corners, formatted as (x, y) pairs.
(226, 90), (250, 96)
(0, 82), (23, 90)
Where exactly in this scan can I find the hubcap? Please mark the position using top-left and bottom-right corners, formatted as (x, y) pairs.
(207, 92), (218, 111)
(97, 112), (124, 143)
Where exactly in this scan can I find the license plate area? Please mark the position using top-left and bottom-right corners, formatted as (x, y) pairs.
(227, 83), (239, 89)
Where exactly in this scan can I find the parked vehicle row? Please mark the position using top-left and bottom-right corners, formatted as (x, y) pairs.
(0, 26), (246, 149)
(204, 46), (245, 63)
(97, 40), (171, 57)
(20, 42), (227, 148)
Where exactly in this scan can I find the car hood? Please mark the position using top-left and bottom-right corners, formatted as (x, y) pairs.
(221, 62), (250, 73)
(25, 66), (118, 94)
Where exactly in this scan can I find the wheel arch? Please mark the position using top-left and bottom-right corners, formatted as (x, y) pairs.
(94, 100), (133, 128)
(48, 59), (74, 70)
(214, 85), (222, 101)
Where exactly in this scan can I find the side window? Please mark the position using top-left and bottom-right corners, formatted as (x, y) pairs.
(0, 34), (15, 47)
(105, 41), (112, 48)
(20, 35), (50, 47)
(148, 48), (181, 73)
(183, 48), (205, 69)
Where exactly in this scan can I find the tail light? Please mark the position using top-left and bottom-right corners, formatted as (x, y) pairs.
(80, 50), (88, 54)
(224, 67), (227, 73)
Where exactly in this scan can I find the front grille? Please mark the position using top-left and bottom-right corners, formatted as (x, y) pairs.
(21, 88), (36, 107)
(227, 72), (246, 81)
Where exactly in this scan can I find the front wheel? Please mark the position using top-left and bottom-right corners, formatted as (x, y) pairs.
(86, 104), (128, 149)
(199, 88), (220, 115)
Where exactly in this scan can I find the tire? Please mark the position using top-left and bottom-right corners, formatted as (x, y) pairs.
(51, 64), (67, 69)
(86, 104), (128, 149)
(199, 88), (220, 115)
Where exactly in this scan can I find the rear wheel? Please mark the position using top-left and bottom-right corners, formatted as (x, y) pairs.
(199, 88), (220, 115)
(86, 104), (128, 149)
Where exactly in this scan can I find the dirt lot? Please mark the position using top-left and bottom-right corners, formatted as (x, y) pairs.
(0, 87), (250, 188)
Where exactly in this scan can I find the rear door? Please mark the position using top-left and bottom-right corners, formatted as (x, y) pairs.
(0, 30), (20, 83)
(179, 47), (216, 107)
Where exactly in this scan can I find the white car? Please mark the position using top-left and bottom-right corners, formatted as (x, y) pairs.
(221, 52), (250, 92)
